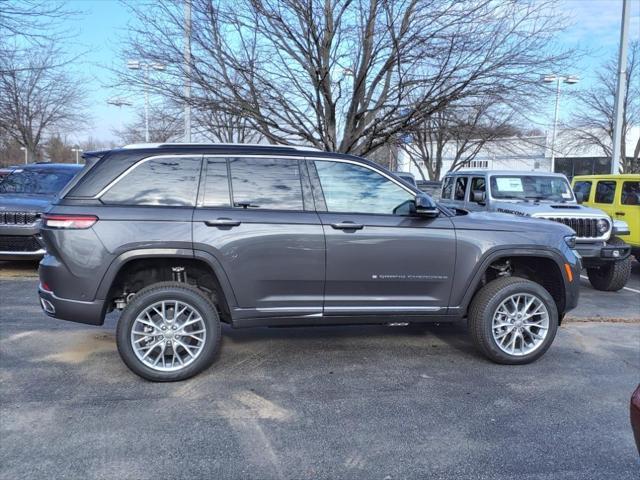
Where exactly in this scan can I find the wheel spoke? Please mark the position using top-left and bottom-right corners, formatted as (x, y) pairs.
(141, 339), (164, 359)
(492, 293), (549, 357)
(131, 299), (206, 372)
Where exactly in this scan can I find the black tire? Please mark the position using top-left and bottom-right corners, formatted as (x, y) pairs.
(468, 276), (558, 365)
(116, 281), (221, 382)
(586, 237), (632, 292)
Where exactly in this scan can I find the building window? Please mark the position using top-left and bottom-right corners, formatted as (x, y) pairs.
(468, 160), (488, 169)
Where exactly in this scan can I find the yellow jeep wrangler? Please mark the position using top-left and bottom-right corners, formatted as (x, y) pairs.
(572, 174), (640, 260)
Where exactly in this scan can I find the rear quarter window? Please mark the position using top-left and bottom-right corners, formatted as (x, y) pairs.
(101, 156), (201, 206)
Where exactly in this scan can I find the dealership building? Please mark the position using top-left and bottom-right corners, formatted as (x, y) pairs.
(396, 127), (640, 180)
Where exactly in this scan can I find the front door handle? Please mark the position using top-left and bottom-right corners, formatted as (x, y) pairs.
(205, 218), (241, 227)
(615, 212), (625, 216)
(331, 222), (364, 230)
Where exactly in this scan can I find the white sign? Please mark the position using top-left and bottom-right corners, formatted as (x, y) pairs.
(496, 177), (523, 192)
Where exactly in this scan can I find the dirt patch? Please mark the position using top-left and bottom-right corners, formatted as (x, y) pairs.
(35, 332), (116, 364)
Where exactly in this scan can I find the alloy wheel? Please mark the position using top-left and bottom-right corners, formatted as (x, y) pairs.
(130, 300), (207, 371)
(491, 293), (549, 356)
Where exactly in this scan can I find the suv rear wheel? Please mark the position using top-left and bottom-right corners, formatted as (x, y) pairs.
(116, 282), (221, 381)
(468, 277), (558, 364)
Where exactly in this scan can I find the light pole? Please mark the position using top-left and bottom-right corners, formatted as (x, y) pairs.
(126, 60), (166, 142)
(184, 0), (192, 143)
(542, 74), (579, 173)
(20, 146), (27, 164)
(611, 0), (631, 173)
(71, 147), (83, 164)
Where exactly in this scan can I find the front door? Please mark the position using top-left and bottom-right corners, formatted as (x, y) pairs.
(308, 159), (456, 316)
(192, 156), (325, 321)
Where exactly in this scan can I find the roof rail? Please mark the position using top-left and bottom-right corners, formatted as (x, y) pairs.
(121, 142), (321, 152)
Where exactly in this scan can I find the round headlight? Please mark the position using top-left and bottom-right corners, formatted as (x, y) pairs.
(596, 218), (609, 234)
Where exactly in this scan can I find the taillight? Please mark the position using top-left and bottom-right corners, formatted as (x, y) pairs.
(42, 214), (98, 229)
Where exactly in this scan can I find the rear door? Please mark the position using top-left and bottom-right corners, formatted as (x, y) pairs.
(308, 158), (456, 315)
(192, 156), (325, 321)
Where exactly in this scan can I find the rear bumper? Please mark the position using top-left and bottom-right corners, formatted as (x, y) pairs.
(38, 285), (106, 326)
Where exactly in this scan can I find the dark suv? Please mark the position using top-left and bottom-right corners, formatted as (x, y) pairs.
(38, 144), (580, 381)
(0, 163), (82, 260)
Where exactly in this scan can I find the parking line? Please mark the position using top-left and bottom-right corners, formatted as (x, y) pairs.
(579, 274), (640, 294)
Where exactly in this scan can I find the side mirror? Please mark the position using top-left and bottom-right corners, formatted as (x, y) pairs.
(471, 190), (486, 204)
(574, 191), (584, 204)
(414, 193), (439, 218)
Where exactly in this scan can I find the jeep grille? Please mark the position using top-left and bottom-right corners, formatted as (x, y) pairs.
(0, 211), (39, 225)
(536, 216), (607, 239)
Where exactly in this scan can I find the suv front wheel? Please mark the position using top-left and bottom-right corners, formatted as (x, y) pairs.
(586, 237), (632, 292)
(468, 277), (558, 364)
(116, 282), (221, 381)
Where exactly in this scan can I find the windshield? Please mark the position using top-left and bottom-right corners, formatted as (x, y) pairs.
(489, 175), (574, 202)
(0, 169), (76, 195)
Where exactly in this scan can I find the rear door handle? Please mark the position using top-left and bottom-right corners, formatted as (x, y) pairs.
(615, 212), (625, 216)
(205, 218), (241, 227)
(331, 222), (364, 230)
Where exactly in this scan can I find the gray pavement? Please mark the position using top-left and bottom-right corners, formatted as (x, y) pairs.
(1, 276), (639, 479)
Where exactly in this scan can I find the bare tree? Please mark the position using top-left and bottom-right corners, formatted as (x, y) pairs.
(568, 41), (640, 173)
(121, 0), (570, 157)
(114, 103), (184, 144)
(0, 0), (79, 71)
(0, 48), (87, 162)
(400, 100), (520, 180)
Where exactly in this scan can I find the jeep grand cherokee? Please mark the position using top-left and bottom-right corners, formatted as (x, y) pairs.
(38, 144), (580, 381)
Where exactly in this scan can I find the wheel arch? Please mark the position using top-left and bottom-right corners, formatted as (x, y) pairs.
(96, 249), (238, 323)
(456, 247), (570, 321)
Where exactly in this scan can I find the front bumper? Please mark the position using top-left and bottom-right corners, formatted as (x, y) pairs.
(574, 242), (631, 262)
(0, 224), (45, 260)
(38, 285), (106, 326)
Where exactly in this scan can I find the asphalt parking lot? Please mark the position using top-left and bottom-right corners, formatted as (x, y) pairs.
(1, 262), (639, 479)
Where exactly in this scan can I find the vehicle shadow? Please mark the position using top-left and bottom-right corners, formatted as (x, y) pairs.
(220, 320), (480, 360)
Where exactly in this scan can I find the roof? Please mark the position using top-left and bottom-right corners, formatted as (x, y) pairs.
(120, 142), (322, 152)
(572, 173), (640, 181)
(444, 169), (565, 177)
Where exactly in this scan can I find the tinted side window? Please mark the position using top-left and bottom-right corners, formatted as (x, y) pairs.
(202, 158), (231, 207)
(313, 160), (413, 214)
(441, 177), (453, 199)
(594, 181), (616, 204)
(229, 157), (303, 210)
(622, 181), (640, 205)
(454, 177), (468, 201)
(101, 157), (201, 206)
(573, 181), (592, 201)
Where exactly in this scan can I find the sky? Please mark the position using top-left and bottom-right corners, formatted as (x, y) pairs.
(59, 0), (640, 144)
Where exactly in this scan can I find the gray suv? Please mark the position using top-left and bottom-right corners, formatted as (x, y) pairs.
(440, 170), (632, 292)
(38, 144), (580, 381)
